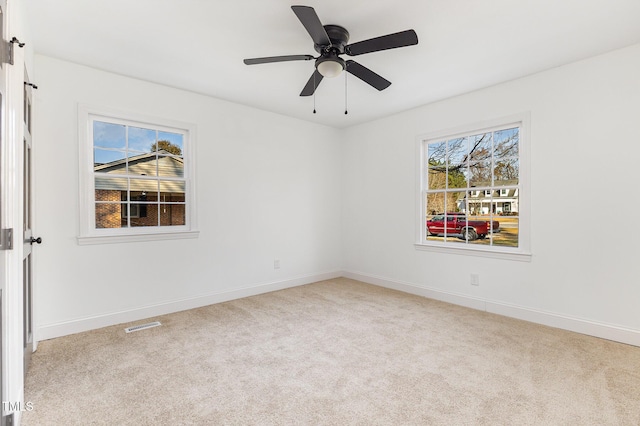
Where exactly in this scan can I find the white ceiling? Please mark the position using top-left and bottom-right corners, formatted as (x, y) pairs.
(24, 0), (640, 129)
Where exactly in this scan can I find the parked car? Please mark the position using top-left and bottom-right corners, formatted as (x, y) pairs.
(427, 212), (499, 241)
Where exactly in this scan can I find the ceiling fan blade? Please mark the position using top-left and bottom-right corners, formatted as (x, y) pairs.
(345, 29), (418, 56)
(291, 5), (330, 46)
(345, 60), (391, 91)
(300, 70), (324, 96)
(244, 55), (314, 65)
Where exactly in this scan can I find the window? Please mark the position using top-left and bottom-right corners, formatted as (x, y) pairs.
(78, 105), (198, 244)
(416, 114), (530, 260)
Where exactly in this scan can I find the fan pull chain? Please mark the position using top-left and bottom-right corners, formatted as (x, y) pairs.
(313, 72), (317, 114)
(344, 70), (348, 115)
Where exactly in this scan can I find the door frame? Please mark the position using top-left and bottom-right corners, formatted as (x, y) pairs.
(0, 1), (9, 423)
(0, 0), (32, 422)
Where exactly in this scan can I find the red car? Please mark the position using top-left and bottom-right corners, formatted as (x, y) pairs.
(427, 212), (499, 241)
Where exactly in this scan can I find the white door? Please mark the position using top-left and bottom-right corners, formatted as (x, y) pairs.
(0, 0), (9, 422)
(23, 70), (37, 377)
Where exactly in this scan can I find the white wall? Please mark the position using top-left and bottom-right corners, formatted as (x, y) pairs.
(342, 44), (640, 345)
(32, 56), (343, 340)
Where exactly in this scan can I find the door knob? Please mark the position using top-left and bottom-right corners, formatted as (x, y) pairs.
(30, 237), (42, 245)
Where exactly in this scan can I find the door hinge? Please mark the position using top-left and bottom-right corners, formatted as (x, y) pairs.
(0, 228), (13, 250)
(1, 37), (25, 66)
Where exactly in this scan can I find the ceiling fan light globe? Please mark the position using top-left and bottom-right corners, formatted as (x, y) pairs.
(317, 60), (344, 78)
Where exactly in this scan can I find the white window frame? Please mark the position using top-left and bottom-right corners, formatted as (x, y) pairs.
(415, 113), (531, 261)
(77, 104), (198, 245)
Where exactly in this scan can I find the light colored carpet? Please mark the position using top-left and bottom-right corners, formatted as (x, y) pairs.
(22, 278), (640, 425)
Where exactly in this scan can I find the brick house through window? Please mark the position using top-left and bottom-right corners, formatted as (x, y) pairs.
(94, 150), (186, 229)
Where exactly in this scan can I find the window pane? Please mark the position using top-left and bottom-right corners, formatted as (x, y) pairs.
(449, 191), (466, 214)
(426, 211), (443, 241)
(468, 132), (492, 162)
(493, 217), (519, 247)
(159, 180), (185, 199)
(157, 155), (184, 178)
(469, 160), (492, 187)
(128, 152), (158, 177)
(447, 137), (467, 166)
(426, 192), (445, 217)
(160, 204), (185, 226)
(94, 149), (126, 173)
(494, 127), (519, 159)
(497, 192), (518, 216)
(128, 127), (156, 153)
(95, 203), (122, 229)
(130, 178), (158, 195)
(427, 141), (446, 165)
(157, 131), (184, 155)
(428, 166), (446, 190)
(464, 214), (488, 246)
(93, 121), (126, 149)
(447, 163), (467, 189)
(130, 203), (157, 227)
(469, 196), (492, 215)
(130, 190), (151, 203)
(445, 211), (466, 244)
(467, 190), (482, 215)
(95, 177), (128, 200)
(160, 193), (185, 204)
(121, 203), (141, 220)
(494, 159), (519, 186)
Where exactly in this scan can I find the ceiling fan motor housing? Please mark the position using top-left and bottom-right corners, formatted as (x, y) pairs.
(314, 24), (350, 54)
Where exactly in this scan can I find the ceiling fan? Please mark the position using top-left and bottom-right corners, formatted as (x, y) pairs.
(243, 5), (418, 97)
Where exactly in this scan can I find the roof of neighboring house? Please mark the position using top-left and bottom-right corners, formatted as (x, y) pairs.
(94, 150), (185, 193)
(94, 149), (183, 172)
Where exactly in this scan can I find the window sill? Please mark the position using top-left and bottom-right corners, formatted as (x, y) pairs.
(77, 230), (199, 245)
(414, 243), (531, 262)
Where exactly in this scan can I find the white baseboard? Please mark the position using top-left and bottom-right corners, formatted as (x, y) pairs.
(343, 271), (640, 347)
(36, 270), (342, 342)
(37, 269), (640, 347)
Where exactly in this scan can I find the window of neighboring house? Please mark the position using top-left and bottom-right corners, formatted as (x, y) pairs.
(78, 105), (198, 244)
(416, 114), (530, 261)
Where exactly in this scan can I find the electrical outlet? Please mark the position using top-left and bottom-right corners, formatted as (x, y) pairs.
(470, 274), (480, 286)
(274, 260), (280, 269)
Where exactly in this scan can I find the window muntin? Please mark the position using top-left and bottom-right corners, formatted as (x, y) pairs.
(420, 119), (526, 255)
(79, 106), (197, 243)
